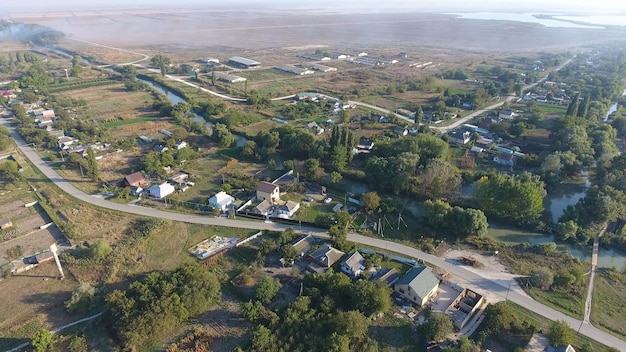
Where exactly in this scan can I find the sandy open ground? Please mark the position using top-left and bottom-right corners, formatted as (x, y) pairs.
(8, 9), (626, 53)
(443, 248), (529, 303)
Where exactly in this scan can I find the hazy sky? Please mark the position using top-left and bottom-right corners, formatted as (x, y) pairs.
(4, 0), (626, 14)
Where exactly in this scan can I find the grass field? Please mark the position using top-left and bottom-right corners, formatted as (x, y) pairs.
(590, 269), (626, 340)
(58, 83), (158, 122)
(104, 115), (160, 127)
(507, 302), (616, 352)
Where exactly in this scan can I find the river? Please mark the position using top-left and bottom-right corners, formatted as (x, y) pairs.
(603, 88), (626, 122)
(138, 79), (204, 123)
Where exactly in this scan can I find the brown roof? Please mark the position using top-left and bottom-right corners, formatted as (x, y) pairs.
(124, 172), (145, 185)
(256, 181), (278, 193)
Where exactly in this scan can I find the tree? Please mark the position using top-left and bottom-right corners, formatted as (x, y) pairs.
(31, 328), (54, 352)
(360, 192), (380, 214)
(250, 325), (280, 352)
(254, 276), (282, 304)
(0, 160), (21, 182)
(422, 312), (453, 342)
(71, 55), (83, 77)
(89, 239), (111, 262)
(214, 123), (235, 148)
(86, 147), (99, 181)
(556, 220), (578, 241)
(529, 267), (554, 290)
(304, 158), (321, 180)
(353, 280), (392, 316)
(151, 54), (171, 76)
(329, 224), (348, 250)
(547, 320), (574, 346)
(473, 172), (546, 226)
(416, 159), (460, 199)
(330, 171), (342, 184)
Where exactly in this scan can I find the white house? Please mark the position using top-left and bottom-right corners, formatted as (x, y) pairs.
(340, 251), (366, 278)
(148, 183), (176, 199)
(208, 191), (235, 212)
(277, 201), (300, 219)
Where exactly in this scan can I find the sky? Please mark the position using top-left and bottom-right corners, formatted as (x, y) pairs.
(4, 0), (626, 14)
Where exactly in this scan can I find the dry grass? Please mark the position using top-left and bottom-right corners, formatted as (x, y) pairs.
(0, 262), (79, 348)
(58, 84), (157, 122)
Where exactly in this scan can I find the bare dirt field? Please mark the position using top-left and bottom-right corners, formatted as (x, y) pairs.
(443, 248), (530, 303)
(11, 10), (626, 55)
(0, 262), (78, 347)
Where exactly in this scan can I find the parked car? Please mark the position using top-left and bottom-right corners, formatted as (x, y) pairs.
(323, 197), (332, 204)
(304, 196), (313, 202)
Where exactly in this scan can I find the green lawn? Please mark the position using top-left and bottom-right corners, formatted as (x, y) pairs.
(369, 312), (420, 352)
(104, 116), (160, 127)
(506, 302), (616, 352)
(590, 269), (626, 340)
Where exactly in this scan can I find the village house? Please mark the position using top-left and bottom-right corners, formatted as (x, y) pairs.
(147, 183), (176, 199)
(493, 152), (516, 167)
(393, 126), (409, 137)
(123, 171), (146, 187)
(394, 266), (440, 307)
(308, 244), (345, 272)
(208, 191), (235, 212)
(357, 138), (375, 151)
(340, 251), (366, 278)
(307, 121), (325, 135)
(256, 181), (280, 203)
(277, 201), (300, 219)
(371, 267), (400, 287)
(499, 109), (515, 120)
(290, 234), (316, 257)
(174, 139), (188, 150)
(545, 345), (577, 352)
(448, 130), (471, 145)
(252, 199), (273, 217)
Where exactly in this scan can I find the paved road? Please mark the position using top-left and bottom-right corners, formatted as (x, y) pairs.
(3, 121), (624, 351)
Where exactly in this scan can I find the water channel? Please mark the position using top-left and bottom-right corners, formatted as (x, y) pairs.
(603, 88), (626, 122)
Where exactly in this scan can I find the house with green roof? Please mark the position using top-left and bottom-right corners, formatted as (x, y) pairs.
(394, 266), (440, 307)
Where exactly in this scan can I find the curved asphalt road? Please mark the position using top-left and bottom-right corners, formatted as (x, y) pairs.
(3, 121), (624, 351)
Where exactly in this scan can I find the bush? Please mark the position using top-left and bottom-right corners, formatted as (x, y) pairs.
(89, 239), (112, 262)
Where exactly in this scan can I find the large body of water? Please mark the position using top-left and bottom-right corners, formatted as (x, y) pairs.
(451, 13), (605, 29)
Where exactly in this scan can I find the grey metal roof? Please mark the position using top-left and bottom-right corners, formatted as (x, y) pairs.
(228, 56), (261, 66)
(396, 266), (440, 301)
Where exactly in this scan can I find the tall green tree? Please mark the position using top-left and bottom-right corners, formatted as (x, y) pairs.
(473, 172), (546, 226)
(421, 312), (453, 342)
(86, 147), (99, 181)
(547, 320), (574, 346)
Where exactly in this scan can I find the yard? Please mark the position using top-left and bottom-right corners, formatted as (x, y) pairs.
(590, 269), (626, 340)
